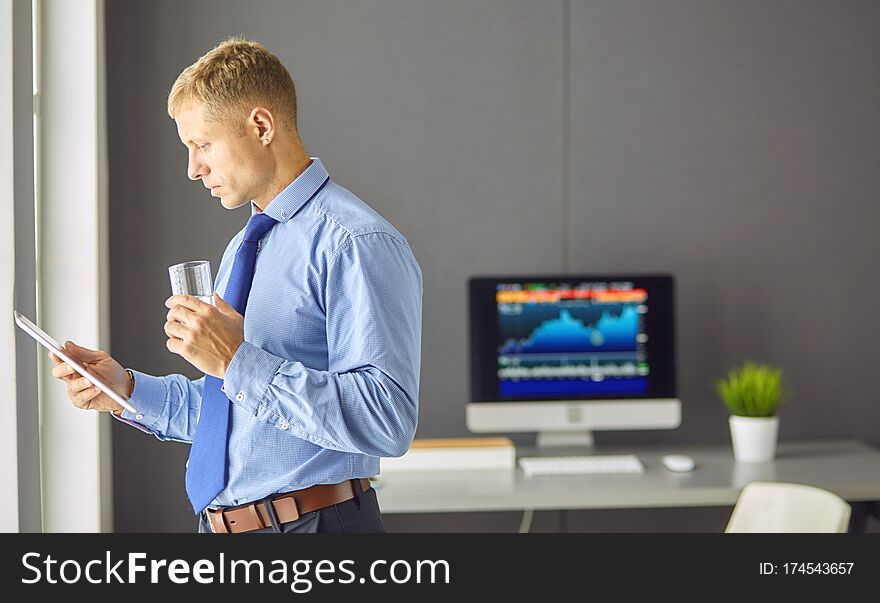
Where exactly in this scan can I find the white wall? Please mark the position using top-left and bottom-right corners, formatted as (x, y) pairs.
(38, 0), (112, 532)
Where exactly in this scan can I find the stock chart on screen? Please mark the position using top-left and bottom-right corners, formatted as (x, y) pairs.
(495, 281), (650, 398)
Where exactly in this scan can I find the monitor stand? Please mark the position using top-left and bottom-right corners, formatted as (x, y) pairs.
(536, 430), (595, 449)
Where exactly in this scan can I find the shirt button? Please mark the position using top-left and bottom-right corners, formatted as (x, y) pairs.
(281, 210), (288, 219)
(280, 422), (289, 431)
(220, 385), (225, 393)
(135, 414), (144, 420)
(235, 392), (245, 402)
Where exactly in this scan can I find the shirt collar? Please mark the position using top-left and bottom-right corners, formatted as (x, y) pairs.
(251, 157), (329, 222)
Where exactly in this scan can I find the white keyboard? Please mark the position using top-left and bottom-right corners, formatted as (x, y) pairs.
(518, 454), (645, 477)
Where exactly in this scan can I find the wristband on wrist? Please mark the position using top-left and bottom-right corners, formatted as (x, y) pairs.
(111, 369), (135, 417)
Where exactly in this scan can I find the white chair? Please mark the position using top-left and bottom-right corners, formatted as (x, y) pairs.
(725, 481), (852, 533)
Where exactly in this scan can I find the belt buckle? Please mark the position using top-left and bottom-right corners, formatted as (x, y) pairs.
(272, 495), (300, 524)
(206, 508), (228, 534)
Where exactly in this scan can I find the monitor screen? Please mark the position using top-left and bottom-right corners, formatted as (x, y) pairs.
(469, 275), (676, 403)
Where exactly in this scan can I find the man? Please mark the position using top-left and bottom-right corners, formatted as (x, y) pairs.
(49, 37), (422, 534)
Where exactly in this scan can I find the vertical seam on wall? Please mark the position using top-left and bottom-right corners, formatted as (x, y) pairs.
(562, 0), (570, 273)
(32, 0), (45, 533)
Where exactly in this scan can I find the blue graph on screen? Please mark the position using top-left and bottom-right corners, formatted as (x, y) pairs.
(496, 301), (648, 397)
(499, 304), (639, 355)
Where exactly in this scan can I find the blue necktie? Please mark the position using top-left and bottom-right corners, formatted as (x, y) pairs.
(185, 211), (278, 514)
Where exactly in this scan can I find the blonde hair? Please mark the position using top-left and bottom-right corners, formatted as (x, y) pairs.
(167, 36), (297, 132)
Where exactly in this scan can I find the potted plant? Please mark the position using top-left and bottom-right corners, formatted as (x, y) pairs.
(715, 361), (791, 462)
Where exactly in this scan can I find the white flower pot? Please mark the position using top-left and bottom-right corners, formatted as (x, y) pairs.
(729, 415), (779, 463)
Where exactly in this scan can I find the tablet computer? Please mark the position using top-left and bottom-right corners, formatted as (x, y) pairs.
(13, 310), (138, 413)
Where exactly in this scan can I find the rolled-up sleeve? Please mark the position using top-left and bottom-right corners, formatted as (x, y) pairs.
(222, 231), (422, 457)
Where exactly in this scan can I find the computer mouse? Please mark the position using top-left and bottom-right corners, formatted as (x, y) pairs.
(661, 454), (695, 472)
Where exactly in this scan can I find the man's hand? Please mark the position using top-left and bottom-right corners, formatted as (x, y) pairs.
(48, 342), (129, 414)
(164, 293), (244, 378)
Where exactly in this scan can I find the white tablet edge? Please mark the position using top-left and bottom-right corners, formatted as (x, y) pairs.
(13, 310), (139, 414)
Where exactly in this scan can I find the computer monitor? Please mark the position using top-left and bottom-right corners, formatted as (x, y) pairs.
(467, 274), (681, 449)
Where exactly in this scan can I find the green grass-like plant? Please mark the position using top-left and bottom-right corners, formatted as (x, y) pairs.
(715, 361), (790, 417)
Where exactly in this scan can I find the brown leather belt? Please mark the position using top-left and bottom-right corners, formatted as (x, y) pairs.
(205, 479), (372, 534)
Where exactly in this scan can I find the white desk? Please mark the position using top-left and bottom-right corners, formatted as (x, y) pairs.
(374, 439), (880, 530)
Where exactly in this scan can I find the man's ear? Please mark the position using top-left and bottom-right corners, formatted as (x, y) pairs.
(249, 106), (275, 145)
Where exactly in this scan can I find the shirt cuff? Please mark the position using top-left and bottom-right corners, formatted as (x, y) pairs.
(223, 341), (284, 414)
(112, 369), (167, 434)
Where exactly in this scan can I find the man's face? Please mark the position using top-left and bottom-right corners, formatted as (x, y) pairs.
(175, 102), (267, 210)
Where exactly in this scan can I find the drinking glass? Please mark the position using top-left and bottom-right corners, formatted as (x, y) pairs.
(168, 260), (214, 305)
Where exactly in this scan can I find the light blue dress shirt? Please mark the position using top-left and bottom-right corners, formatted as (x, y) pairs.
(118, 158), (422, 508)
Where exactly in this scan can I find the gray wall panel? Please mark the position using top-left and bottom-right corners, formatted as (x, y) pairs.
(13, 0), (40, 533)
(568, 0), (880, 453)
(106, 0), (879, 532)
(107, 0), (564, 532)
